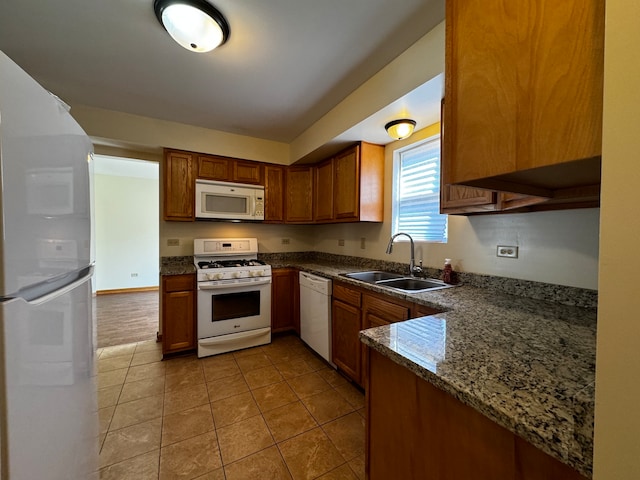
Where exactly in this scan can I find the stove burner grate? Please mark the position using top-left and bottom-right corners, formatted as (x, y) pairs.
(197, 259), (266, 269)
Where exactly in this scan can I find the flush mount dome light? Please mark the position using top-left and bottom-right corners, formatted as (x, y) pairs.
(153, 0), (230, 53)
(385, 119), (417, 140)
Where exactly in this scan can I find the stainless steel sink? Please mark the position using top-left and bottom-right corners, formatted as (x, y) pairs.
(341, 271), (454, 293)
(343, 271), (404, 283)
(377, 277), (451, 292)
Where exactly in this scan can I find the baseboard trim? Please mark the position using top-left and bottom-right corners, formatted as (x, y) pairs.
(96, 286), (159, 295)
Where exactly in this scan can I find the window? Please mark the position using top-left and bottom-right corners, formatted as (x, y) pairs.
(391, 136), (448, 242)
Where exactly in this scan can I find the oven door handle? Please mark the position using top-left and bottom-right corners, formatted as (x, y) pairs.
(198, 278), (272, 290)
(199, 327), (271, 346)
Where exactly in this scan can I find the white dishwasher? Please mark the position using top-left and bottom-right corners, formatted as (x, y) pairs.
(299, 271), (333, 365)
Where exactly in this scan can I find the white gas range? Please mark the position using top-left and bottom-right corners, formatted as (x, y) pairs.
(194, 238), (272, 358)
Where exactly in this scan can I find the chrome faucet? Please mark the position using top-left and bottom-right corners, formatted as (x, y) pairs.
(385, 232), (423, 277)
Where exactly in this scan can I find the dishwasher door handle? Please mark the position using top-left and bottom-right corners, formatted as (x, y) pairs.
(300, 272), (329, 285)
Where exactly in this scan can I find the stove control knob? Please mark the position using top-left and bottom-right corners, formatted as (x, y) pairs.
(255, 270), (264, 277)
(232, 271), (240, 279)
(215, 273), (224, 280)
(206, 273), (216, 281)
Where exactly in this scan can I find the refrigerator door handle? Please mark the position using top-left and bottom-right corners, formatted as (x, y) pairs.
(11, 265), (94, 304)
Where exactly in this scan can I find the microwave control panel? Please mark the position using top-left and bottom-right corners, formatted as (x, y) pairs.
(255, 195), (264, 217)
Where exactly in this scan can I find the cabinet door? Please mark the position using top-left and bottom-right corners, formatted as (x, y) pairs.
(411, 303), (440, 319)
(271, 268), (297, 333)
(162, 275), (195, 354)
(441, 98), (500, 214)
(197, 155), (231, 181)
(331, 299), (362, 384)
(444, 0), (518, 185)
(517, 0), (604, 172)
(368, 349), (515, 480)
(514, 436), (587, 480)
(163, 150), (195, 221)
(264, 165), (285, 223)
(233, 160), (262, 184)
(333, 145), (360, 220)
(314, 159), (334, 222)
(444, 0), (603, 190)
(285, 166), (314, 223)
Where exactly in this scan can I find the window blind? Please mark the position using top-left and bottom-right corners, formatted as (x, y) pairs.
(393, 138), (448, 242)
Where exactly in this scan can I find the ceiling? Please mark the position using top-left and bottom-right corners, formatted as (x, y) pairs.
(0, 0), (444, 146)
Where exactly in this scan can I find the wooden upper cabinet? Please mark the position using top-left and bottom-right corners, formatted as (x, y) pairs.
(440, 184), (498, 214)
(163, 149), (195, 221)
(197, 154), (231, 181)
(314, 159), (334, 222)
(233, 160), (262, 184)
(285, 166), (314, 223)
(264, 165), (285, 223)
(333, 142), (384, 222)
(444, 0), (604, 198)
(197, 154), (261, 184)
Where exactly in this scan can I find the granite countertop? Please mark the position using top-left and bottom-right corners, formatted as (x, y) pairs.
(160, 256), (196, 276)
(160, 255), (596, 476)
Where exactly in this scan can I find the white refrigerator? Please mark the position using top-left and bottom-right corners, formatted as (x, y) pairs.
(0, 51), (98, 479)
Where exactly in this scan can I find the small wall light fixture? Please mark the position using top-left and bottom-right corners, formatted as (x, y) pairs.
(385, 119), (417, 140)
(153, 0), (230, 53)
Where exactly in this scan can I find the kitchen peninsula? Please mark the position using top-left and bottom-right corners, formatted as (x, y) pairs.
(268, 256), (595, 478)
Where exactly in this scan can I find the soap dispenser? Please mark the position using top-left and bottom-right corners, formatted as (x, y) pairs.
(442, 258), (454, 284)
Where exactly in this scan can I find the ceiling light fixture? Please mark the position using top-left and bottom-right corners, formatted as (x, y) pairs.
(153, 0), (230, 53)
(385, 119), (417, 140)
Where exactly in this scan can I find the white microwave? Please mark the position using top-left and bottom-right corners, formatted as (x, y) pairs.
(195, 179), (265, 221)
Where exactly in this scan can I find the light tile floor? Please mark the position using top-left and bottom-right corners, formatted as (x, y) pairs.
(96, 334), (365, 480)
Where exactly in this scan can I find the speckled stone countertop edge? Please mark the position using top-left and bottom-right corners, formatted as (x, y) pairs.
(360, 327), (589, 477)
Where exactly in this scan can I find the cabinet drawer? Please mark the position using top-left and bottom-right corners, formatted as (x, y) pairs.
(163, 274), (194, 292)
(333, 283), (361, 307)
(363, 294), (410, 323)
(411, 303), (440, 319)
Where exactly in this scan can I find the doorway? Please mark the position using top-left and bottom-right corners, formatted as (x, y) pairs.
(93, 155), (159, 347)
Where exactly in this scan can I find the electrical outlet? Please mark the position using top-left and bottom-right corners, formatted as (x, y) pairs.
(497, 245), (519, 258)
(360, 237), (366, 249)
(281, 238), (290, 245)
(130, 273), (138, 277)
(338, 239), (345, 246)
(167, 238), (180, 246)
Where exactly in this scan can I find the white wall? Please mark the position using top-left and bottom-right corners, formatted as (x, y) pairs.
(160, 221), (315, 257)
(94, 159), (159, 290)
(312, 124), (600, 290)
(593, 0), (640, 476)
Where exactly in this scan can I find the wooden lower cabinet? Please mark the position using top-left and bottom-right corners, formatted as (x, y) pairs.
(162, 274), (196, 355)
(331, 298), (362, 383)
(366, 349), (587, 480)
(331, 281), (441, 387)
(271, 268), (299, 333)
